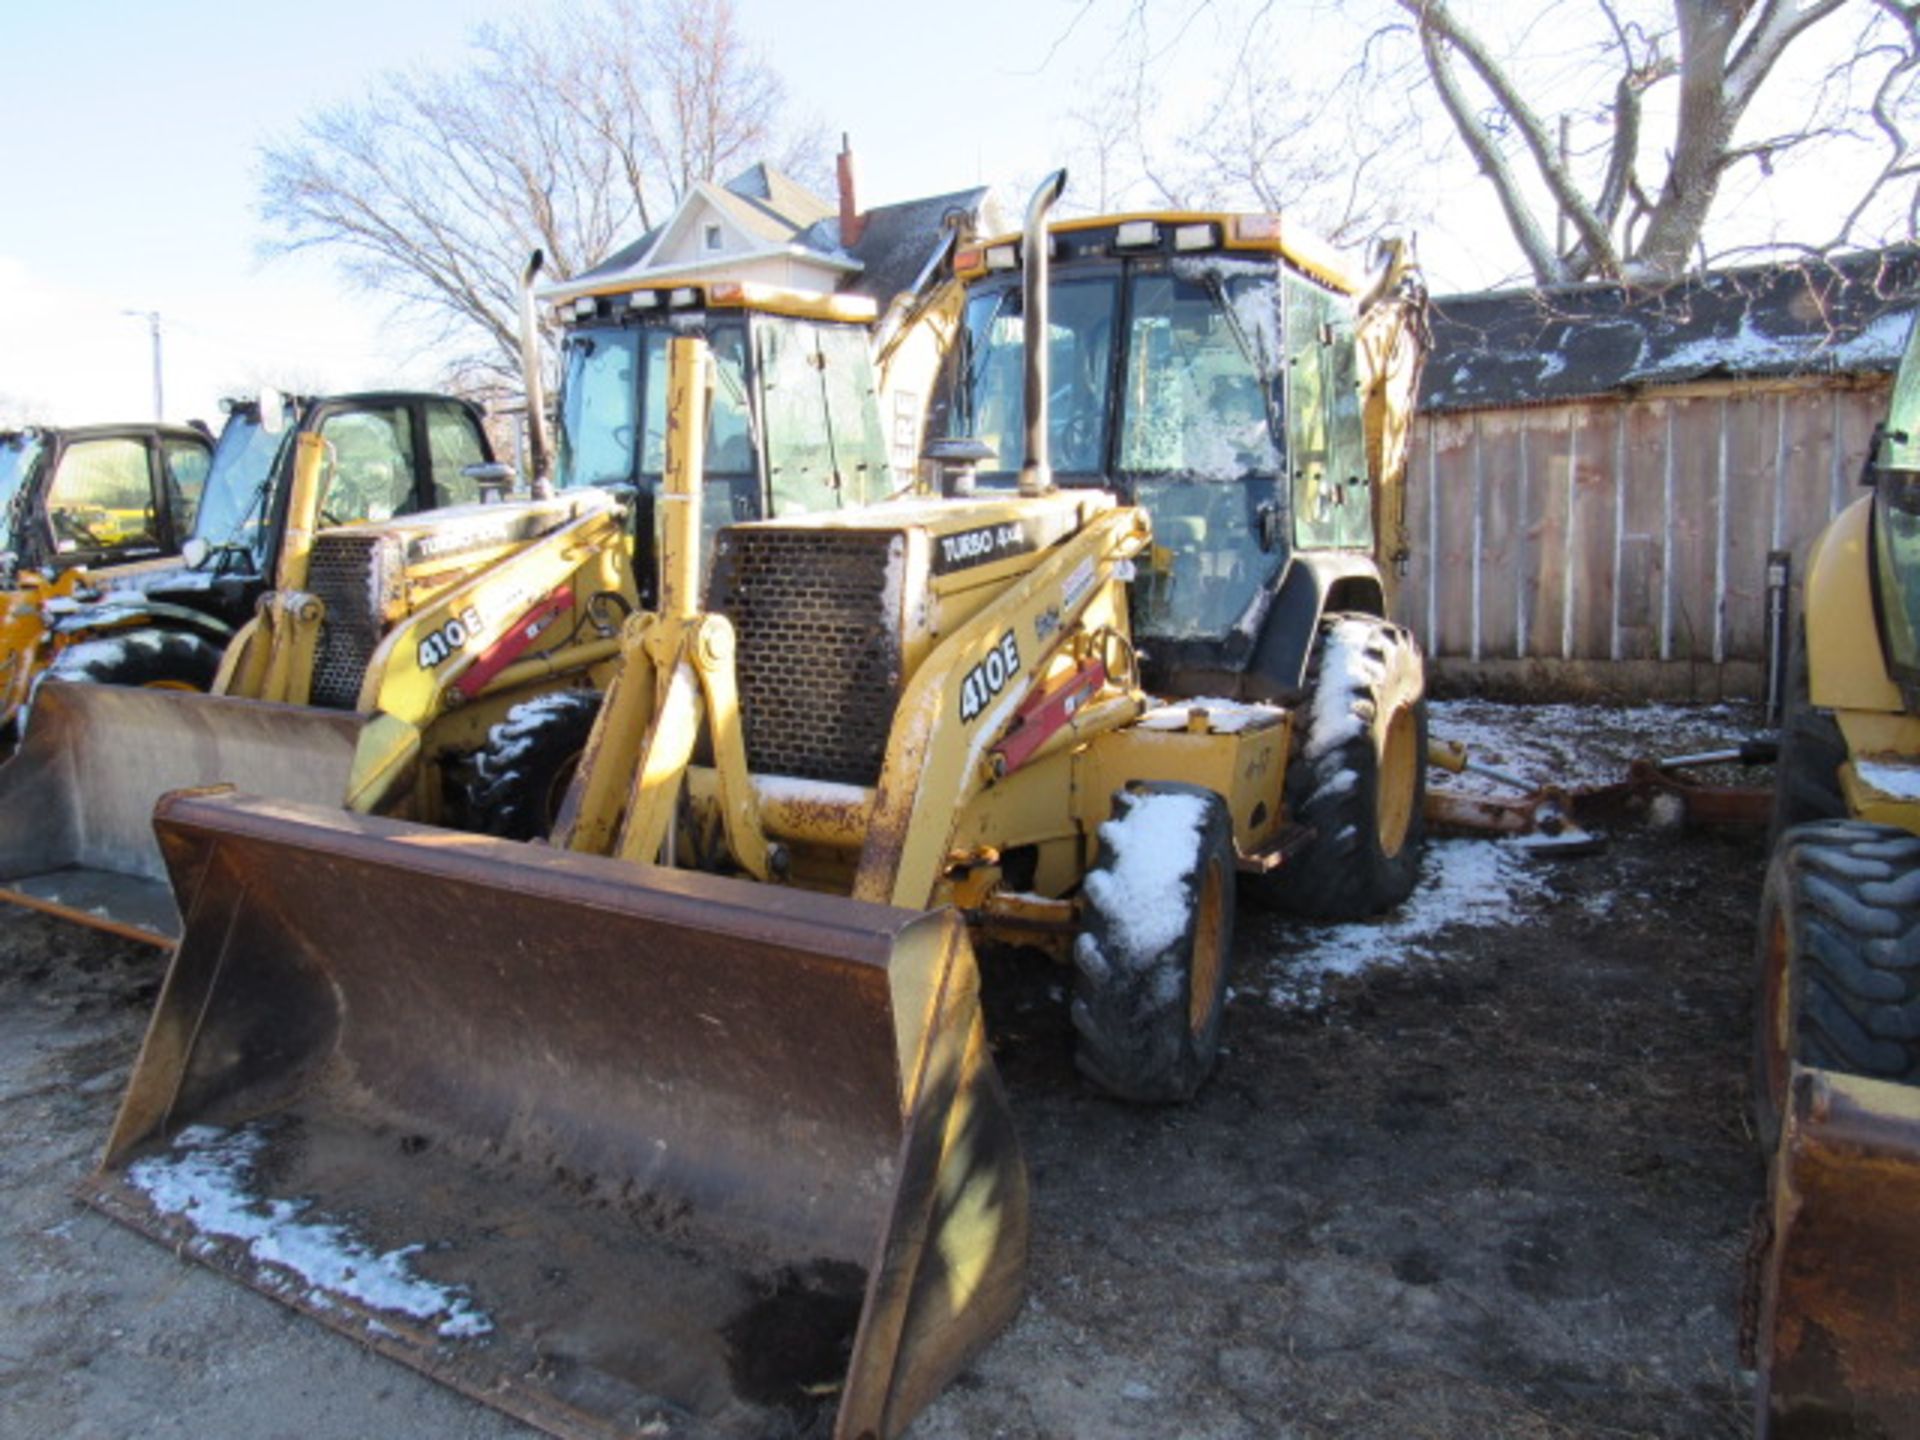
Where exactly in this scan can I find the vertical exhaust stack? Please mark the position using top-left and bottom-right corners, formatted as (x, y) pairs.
(1019, 170), (1067, 498)
(519, 250), (554, 500)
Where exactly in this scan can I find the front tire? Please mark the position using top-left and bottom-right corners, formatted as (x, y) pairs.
(1753, 820), (1920, 1151)
(1250, 612), (1427, 920)
(1071, 783), (1236, 1103)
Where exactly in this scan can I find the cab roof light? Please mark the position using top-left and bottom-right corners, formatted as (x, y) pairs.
(1173, 222), (1218, 252)
(1233, 214), (1283, 243)
(627, 290), (661, 310)
(1114, 220), (1160, 249)
(669, 287), (700, 307)
(709, 281), (744, 303)
(572, 297), (599, 319)
(954, 246), (984, 272)
(984, 244), (1019, 271)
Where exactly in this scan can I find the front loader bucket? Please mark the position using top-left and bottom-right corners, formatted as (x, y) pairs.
(0, 683), (364, 943)
(82, 789), (1029, 1440)
(1754, 1067), (1920, 1439)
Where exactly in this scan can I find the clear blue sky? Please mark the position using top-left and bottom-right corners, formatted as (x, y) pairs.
(0, 0), (1868, 425)
(0, 0), (1152, 424)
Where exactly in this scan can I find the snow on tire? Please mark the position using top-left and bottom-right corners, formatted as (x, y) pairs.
(26, 628), (224, 731)
(1249, 612), (1426, 921)
(1071, 783), (1236, 1103)
(464, 689), (602, 840)
(1753, 819), (1920, 1151)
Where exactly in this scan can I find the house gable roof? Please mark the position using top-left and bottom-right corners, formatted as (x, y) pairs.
(1424, 247), (1920, 415)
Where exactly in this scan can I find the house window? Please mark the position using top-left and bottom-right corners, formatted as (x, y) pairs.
(704, 223), (723, 252)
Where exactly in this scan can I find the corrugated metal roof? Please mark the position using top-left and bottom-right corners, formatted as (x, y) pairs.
(1423, 247), (1920, 414)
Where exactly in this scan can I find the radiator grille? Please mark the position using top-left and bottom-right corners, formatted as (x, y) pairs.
(308, 534), (402, 709)
(708, 528), (907, 785)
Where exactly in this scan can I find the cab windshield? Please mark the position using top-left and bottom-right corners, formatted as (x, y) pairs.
(555, 321), (754, 492)
(191, 409), (290, 570)
(954, 263), (1288, 641)
(0, 434), (43, 554)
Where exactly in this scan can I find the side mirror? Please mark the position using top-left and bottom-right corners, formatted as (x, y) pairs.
(181, 537), (209, 568)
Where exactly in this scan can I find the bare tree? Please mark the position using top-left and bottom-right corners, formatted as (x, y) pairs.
(1363, 0), (1918, 282)
(259, 0), (823, 385)
(1058, 7), (1439, 251)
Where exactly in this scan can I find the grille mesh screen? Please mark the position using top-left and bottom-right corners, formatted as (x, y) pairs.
(308, 534), (399, 710)
(707, 529), (906, 785)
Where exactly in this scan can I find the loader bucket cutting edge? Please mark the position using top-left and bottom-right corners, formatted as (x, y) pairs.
(0, 683), (366, 943)
(82, 789), (1030, 1440)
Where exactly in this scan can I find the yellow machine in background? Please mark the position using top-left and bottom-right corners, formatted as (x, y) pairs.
(82, 176), (1431, 1438)
(0, 428), (634, 943)
(1751, 316), (1920, 1436)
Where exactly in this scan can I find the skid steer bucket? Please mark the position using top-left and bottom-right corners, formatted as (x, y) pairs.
(1754, 1067), (1920, 1438)
(82, 789), (1029, 1440)
(0, 684), (365, 943)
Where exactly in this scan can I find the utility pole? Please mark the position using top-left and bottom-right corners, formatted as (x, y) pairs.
(122, 309), (163, 420)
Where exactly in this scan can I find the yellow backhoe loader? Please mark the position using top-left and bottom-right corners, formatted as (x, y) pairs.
(0, 424), (635, 943)
(1748, 314), (1920, 1436)
(84, 172), (1430, 1439)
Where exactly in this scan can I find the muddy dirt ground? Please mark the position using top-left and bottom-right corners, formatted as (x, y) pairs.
(0, 701), (1772, 1439)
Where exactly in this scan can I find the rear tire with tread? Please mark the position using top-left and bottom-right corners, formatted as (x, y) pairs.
(465, 690), (602, 840)
(28, 628), (224, 730)
(1249, 612), (1427, 920)
(1769, 619), (1847, 846)
(1753, 820), (1920, 1151)
(1071, 783), (1236, 1104)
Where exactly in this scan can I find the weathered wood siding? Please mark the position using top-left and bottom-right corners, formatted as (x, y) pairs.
(1398, 377), (1892, 699)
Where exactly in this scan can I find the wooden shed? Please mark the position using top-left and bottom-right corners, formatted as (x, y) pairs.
(1399, 248), (1920, 699)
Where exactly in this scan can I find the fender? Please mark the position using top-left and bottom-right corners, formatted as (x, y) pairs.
(1804, 495), (1902, 715)
(1244, 551), (1388, 698)
(47, 597), (235, 644)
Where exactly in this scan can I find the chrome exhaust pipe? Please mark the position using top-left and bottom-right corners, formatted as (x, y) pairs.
(1019, 169), (1067, 498)
(519, 251), (554, 500)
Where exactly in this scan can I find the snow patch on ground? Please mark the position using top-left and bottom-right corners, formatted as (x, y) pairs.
(127, 1125), (492, 1340)
(1083, 790), (1210, 957)
(1428, 698), (1760, 796)
(1261, 839), (1553, 1009)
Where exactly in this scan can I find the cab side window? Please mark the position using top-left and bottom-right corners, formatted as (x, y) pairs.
(317, 408), (418, 523)
(425, 401), (490, 507)
(162, 437), (212, 539)
(46, 438), (160, 557)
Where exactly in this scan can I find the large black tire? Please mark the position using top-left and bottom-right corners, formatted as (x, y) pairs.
(1248, 612), (1427, 920)
(1753, 820), (1920, 1151)
(1071, 783), (1236, 1103)
(1768, 618), (1847, 847)
(27, 628), (224, 730)
(464, 689), (602, 840)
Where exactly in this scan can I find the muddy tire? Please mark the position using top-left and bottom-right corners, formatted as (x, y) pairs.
(464, 689), (601, 840)
(1753, 820), (1920, 1151)
(27, 628), (224, 731)
(1071, 783), (1236, 1103)
(1249, 613), (1427, 920)
(1768, 619), (1847, 846)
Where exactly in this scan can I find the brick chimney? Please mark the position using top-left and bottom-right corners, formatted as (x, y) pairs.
(837, 133), (865, 248)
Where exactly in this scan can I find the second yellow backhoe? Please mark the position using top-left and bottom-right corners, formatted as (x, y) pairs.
(82, 174), (1432, 1438)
